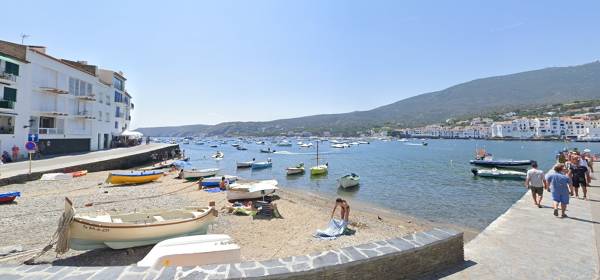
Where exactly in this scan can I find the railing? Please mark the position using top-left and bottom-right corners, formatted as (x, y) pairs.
(0, 72), (16, 82)
(0, 100), (15, 109)
(36, 128), (65, 135)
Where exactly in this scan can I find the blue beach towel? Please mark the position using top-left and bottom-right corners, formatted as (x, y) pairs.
(314, 219), (348, 240)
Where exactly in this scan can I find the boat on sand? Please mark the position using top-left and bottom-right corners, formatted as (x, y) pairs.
(226, 180), (279, 201)
(182, 168), (219, 180)
(0, 192), (20, 203)
(63, 198), (217, 250)
(106, 170), (163, 185)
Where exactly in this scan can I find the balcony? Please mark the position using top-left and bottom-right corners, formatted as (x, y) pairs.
(37, 128), (65, 135)
(74, 110), (95, 119)
(77, 93), (97, 101)
(39, 87), (69, 94)
(0, 72), (16, 85)
(0, 100), (15, 110)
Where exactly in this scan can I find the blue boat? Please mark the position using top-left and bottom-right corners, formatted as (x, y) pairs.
(0, 191), (20, 203)
(252, 160), (272, 169)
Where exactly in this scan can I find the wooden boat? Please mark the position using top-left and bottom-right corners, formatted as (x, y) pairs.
(201, 176), (238, 187)
(227, 180), (278, 201)
(286, 163), (305, 175)
(40, 173), (73, 181)
(236, 161), (254, 168)
(471, 168), (526, 180)
(251, 160), (272, 170)
(310, 141), (328, 175)
(64, 198), (217, 250)
(137, 234), (241, 269)
(338, 173), (360, 188)
(0, 192), (20, 203)
(70, 170), (88, 177)
(469, 159), (532, 168)
(182, 168), (219, 180)
(107, 170), (163, 185)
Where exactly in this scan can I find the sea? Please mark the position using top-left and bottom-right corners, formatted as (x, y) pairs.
(175, 139), (599, 230)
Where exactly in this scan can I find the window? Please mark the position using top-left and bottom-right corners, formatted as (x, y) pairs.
(105, 112), (109, 122)
(106, 94), (111, 105)
(40, 117), (56, 128)
(4, 62), (19, 76)
(114, 91), (123, 103)
(98, 111), (102, 121)
(115, 121), (119, 129)
(113, 76), (124, 91)
(3, 87), (17, 102)
(98, 93), (103, 104)
(69, 77), (92, 96)
(115, 106), (121, 117)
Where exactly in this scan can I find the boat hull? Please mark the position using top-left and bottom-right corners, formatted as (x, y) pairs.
(108, 171), (163, 185)
(226, 189), (276, 201)
(183, 169), (219, 180)
(251, 162), (272, 169)
(469, 160), (532, 168)
(286, 168), (304, 175)
(338, 176), (360, 188)
(310, 165), (328, 175)
(236, 162), (253, 168)
(201, 176), (237, 187)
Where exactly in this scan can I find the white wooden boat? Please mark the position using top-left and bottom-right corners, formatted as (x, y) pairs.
(286, 163), (305, 175)
(201, 175), (238, 187)
(40, 173), (73, 181)
(236, 161), (254, 168)
(182, 168), (219, 180)
(64, 198), (217, 250)
(227, 180), (279, 201)
(338, 173), (360, 188)
(137, 234), (241, 269)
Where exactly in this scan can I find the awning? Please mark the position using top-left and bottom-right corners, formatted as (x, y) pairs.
(0, 54), (22, 65)
(120, 130), (143, 138)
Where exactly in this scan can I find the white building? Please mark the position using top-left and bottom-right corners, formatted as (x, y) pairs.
(0, 40), (133, 158)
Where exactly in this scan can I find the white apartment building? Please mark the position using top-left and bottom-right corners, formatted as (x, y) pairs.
(0, 40), (133, 158)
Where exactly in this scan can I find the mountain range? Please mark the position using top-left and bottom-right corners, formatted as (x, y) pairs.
(137, 61), (600, 137)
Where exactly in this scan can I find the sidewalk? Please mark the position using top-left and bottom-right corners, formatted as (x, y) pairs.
(0, 143), (176, 180)
(437, 170), (600, 279)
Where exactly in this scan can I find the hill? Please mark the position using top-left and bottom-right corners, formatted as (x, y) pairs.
(137, 61), (600, 137)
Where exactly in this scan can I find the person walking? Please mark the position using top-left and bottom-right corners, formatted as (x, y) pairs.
(568, 155), (591, 200)
(525, 162), (546, 208)
(545, 164), (573, 218)
(11, 145), (19, 162)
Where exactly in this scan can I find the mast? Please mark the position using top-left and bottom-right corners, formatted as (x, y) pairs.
(316, 140), (319, 166)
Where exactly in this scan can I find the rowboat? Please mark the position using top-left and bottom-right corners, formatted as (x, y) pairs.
(0, 192), (20, 203)
(70, 170), (88, 177)
(251, 160), (272, 170)
(469, 159), (533, 168)
(236, 161), (254, 168)
(338, 173), (360, 188)
(471, 168), (526, 180)
(107, 170), (164, 185)
(40, 173), (73, 181)
(201, 175), (238, 187)
(64, 198), (217, 250)
(137, 234), (241, 269)
(182, 168), (219, 180)
(286, 163), (305, 175)
(311, 141), (328, 175)
(227, 180), (279, 201)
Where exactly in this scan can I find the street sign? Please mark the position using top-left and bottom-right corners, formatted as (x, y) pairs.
(25, 141), (36, 152)
(28, 133), (39, 142)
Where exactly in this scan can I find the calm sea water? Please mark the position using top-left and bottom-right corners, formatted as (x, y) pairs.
(178, 139), (600, 230)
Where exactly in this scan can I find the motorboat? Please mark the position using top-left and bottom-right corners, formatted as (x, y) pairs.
(182, 168), (219, 180)
(106, 170), (163, 185)
(64, 198), (217, 250)
(338, 173), (360, 188)
(226, 180), (279, 201)
(471, 168), (526, 180)
(260, 148), (275, 153)
(300, 143), (313, 148)
(236, 161), (254, 168)
(286, 163), (305, 175)
(276, 141), (292, 147)
(137, 234), (241, 269)
(469, 159), (533, 168)
(251, 160), (272, 170)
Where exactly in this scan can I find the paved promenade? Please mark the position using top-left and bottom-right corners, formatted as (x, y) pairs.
(0, 143), (177, 180)
(439, 170), (600, 279)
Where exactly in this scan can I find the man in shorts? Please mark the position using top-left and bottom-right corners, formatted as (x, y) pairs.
(525, 162), (546, 208)
(568, 155), (590, 200)
(546, 164), (573, 218)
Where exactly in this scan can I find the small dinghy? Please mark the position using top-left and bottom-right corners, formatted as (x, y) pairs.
(137, 234), (241, 269)
(286, 163), (305, 175)
(338, 173), (360, 188)
(107, 170), (163, 185)
(70, 170), (88, 177)
(0, 192), (20, 203)
(227, 180), (279, 201)
(182, 168), (219, 180)
(201, 175), (238, 187)
(64, 198), (217, 250)
(251, 159), (272, 170)
(471, 168), (526, 180)
(236, 161), (254, 168)
(40, 173), (73, 181)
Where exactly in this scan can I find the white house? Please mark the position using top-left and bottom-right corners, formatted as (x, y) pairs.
(0, 40), (133, 158)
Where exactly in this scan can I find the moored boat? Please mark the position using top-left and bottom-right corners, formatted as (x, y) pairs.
(236, 161), (254, 168)
(137, 234), (241, 269)
(251, 160), (272, 170)
(106, 170), (163, 185)
(338, 173), (360, 188)
(469, 159), (533, 168)
(182, 168), (219, 180)
(311, 141), (328, 175)
(0, 191), (20, 203)
(286, 163), (305, 175)
(260, 148), (275, 153)
(226, 180), (279, 201)
(211, 151), (224, 159)
(471, 168), (526, 180)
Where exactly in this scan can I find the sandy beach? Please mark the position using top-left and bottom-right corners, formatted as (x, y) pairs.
(0, 169), (472, 266)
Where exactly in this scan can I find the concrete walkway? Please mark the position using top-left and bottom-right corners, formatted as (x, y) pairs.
(0, 143), (177, 180)
(438, 170), (600, 279)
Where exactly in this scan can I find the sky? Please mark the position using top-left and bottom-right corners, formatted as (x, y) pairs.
(2, 1), (600, 128)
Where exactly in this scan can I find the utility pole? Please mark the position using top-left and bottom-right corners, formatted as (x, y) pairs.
(20, 34), (30, 44)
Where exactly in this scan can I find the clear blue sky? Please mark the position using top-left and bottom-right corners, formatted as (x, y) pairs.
(3, 1), (599, 128)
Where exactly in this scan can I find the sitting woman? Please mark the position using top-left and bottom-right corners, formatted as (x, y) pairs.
(330, 198), (350, 222)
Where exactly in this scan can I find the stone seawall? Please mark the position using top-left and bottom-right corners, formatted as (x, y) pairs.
(0, 144), (180, 186)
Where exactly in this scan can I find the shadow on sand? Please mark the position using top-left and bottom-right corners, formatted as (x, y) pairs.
(50, 246), (153, 266)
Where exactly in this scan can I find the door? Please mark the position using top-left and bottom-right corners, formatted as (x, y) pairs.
(97, 133), (101, 150)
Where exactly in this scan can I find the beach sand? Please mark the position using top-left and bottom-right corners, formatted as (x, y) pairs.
(0, 169), (473, 266)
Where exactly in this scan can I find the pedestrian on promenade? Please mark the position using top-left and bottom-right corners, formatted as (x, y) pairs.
(11, 145), (19, 162)
(568, 155), (590, 200)
(545, 164), (573, 218)
(525, 161), (546, 208)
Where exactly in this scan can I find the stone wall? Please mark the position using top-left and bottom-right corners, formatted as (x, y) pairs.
(0, 144), (180, 186)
